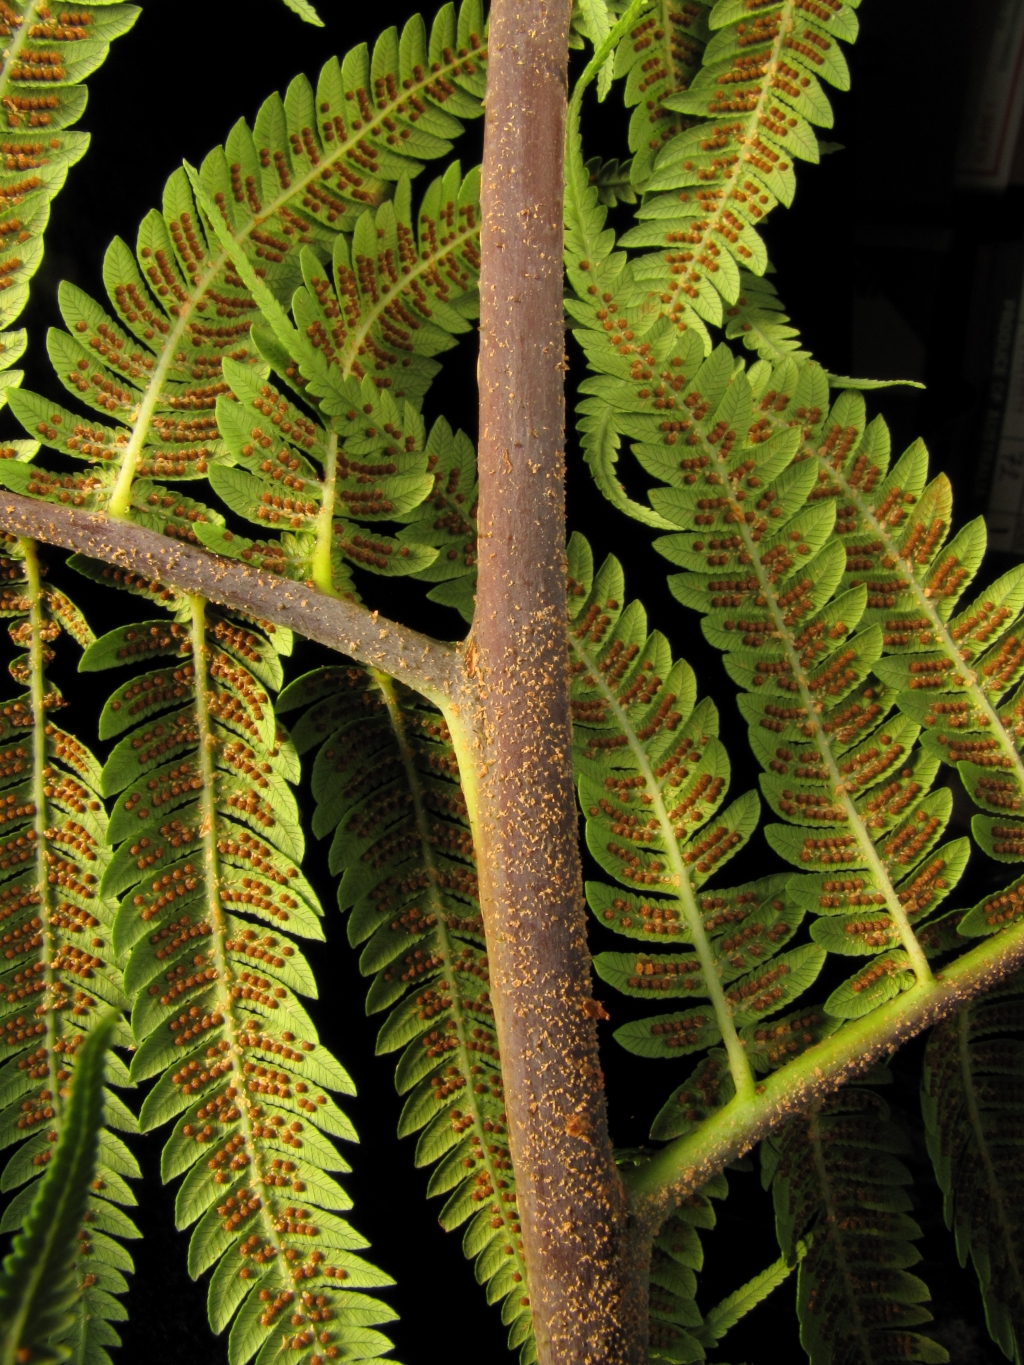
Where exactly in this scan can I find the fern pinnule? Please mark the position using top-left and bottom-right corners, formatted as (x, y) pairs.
(567, 533), (840, 1132)
(804, 400), (1024, 871)
(0, 0), (139, 414)
(84, 594), (398, 1365)
(638, 1161), (801, 1361)
(645, 1172), (727, 1364)
(0, 1012), (118, 1365)
(611, 0), (710, 192)
(188, 163), (482, 601)
(765, 1080), (949, 1365)
(617, 0), (857, 331)
(2, 1), (486, 528)
(922, 982), (1024, 1364)
(277, 666), (536, 1363)
(725, 277), (1024, 874)
(572, 321), (973, 1015)
(0, 538), (138, 1365)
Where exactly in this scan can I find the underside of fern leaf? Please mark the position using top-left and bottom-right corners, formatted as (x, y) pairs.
(0, 0), (139, 422)
(277, 665), (535, 1363)
(923, 983), (1024, 1364)
(0, 539), (138, 1365)
(85, 584), (397, 1365)
(765, 1079), (948, 1365)
(0, 1011), (117, 1365)
(0, 0), (487, 621)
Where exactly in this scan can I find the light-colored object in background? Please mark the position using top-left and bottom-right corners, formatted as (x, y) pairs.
(957, 0), (1024, 191)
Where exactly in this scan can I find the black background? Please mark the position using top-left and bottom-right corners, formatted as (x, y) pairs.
(6, 1), (1021, 1361)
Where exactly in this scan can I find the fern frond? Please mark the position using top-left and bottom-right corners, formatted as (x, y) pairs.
(646, 1172), (727, 1364)
(0, 538), (137, 1365)
(0, 0), (138, 422)
(723, 270), (812, 367)
(180, 158), (482, 600)
(567, 531), (845, 1135)
(86, 596), (398, 1365)
(698, 1240), (805, 1349)
(0, 1011), (117, 1365)
(573, 326), (973, 1013)
(617, 0), (857, 330)
(2, 1), (487, 532)
(795, 401), (1024, 870)
(922, 981), (1024, 1364)
(277, 666), (536, 1363)
(765, 1081), (949, 1365)
(612, 0), (711, 190)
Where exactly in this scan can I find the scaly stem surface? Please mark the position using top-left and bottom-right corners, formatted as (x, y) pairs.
(626, 911), (1024, 1219)
(468, 3), (646, 1361)
(376, 672), (531, 1295)
(0, 493), (462, 704)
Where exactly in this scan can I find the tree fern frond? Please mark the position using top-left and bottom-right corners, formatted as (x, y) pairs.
(0, 0), (139, 420)
(1, 1), (487, 528)
(181, 159), (482, 601)
(646, 1173), (728, 1364)
(571, 331), (972, 1014)
(564, 90), (701, 525)
(567, 532), (841, 1132)
(86, 596), (398, 1365)
(697, 1240), (805, 1350)
(277, 666), (535, 1364)
(0, 538), (137, 1365)
(922, 981), (1024, 1364)
(585, 156), (638, 207)
(766, 1081), (949, 1365)
(794, 396), (1024, 869)
(723, 270), (812, 367)
(0, 1012), (117, 1365)
(611, 0), (711, 191)
(616, 0), (857, 330)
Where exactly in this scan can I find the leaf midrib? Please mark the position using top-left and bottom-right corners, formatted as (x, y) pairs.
(568, 625), (756, 1099)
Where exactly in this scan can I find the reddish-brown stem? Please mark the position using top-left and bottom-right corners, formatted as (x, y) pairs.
(0, 493), (461, 702)
(460, 3), (647, 1361)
